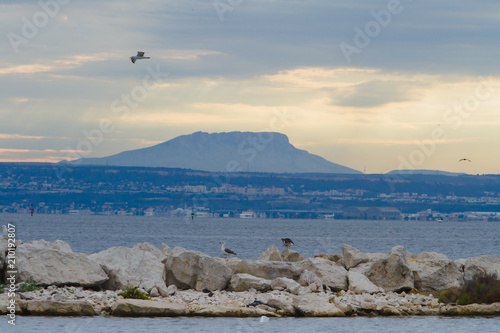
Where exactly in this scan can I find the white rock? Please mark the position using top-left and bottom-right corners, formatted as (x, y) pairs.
(463, 255), (500, 281)
(258, 245), (282, 261)
(270, 277), (301, 295)
(266, 298), (295, 314)
(15, 242), (108, 287)
(301, 258), (348, 291)
(89, 246), (166, 291)
(230, 273), (272, 292)
(226, 259), (303, 281)
(150, 287), (160, 297)
(164, 249), (232, 291)
(298, 270), (322, 288)
(348, 270), (384, 294)
(408, 251), (449, 261)
(342, 244), (369, 269)
(408, 258), (463, 291)
(292, 294), (345, 316)
(133, 242), (165, 260)
(161, 244), (173, 257)
(26, 239), (73, 253)
(166, 285), (177, 296)
(353, 245), (414, 292)
(281, 249), (306, 262)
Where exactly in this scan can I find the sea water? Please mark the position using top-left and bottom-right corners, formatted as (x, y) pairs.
(1, 213), (499, 332)
(3, 213), (499, 259)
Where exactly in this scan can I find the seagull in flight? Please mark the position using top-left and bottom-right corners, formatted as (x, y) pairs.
(220, 242), (237, 258)
(130, 51), (150, 64)
(458, 158), (471, 162)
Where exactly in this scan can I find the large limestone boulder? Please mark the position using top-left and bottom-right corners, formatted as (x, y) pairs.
(407, 251), (449, 261)
(22, 300), (95, 316)
(348, 270), (384, 294)
(408, 258), (463, 291)
(266, 298), (295, 315)
(281, 249), (306, 262)
(225, 259), (303, 280)
(292, 294), (345, 317)
(301, 258), (348, 291)
(298, 270), (322, 286)
(111, 299), (190, 317)
(463, 255), (500, 281)
(18, 239), (73, 253)
(342, 244), (369, 269)
(353, 246), (414, 292)
(440, 302), (500, 316)
(230, 273), (272, 292)
(133, 242), (165, 260)
(164, 249), (232, 291)
(89, 246), (165, 291)
(270, 277), (301, 295)
(161, 244), (173, 257)
(258, 245), (282, 261)
(14, 241), (108, 287)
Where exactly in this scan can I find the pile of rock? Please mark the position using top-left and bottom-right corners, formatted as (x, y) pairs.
(1, 238), (499, 317)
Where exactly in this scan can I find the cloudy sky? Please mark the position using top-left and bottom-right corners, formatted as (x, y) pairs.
(1, 0), (500, 174)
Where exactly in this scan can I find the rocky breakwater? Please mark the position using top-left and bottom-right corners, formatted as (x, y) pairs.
(1, 239), (499, 317)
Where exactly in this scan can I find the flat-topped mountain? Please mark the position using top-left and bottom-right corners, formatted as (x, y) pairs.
(70, 131), (361, 174)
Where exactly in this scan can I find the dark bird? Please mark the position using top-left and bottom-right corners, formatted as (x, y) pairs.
(220, 242), (237, 257)
(247, 300), (266, 307)
(281, 238), (294, 248)
(458, 158), (471, 162)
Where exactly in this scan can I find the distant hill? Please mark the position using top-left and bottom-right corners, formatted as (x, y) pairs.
(386, 169), (466, 177)
(69, 131), (362, 174)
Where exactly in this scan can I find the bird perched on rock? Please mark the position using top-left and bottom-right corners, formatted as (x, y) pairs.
(281, 238), (294, 248)
(129, 51), (150, 64)
(220, 242), (237, 257)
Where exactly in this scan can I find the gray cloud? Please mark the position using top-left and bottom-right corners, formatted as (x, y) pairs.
(332, 79), (427, 108)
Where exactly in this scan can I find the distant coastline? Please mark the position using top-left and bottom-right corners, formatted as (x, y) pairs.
(2, 162), (500, 220)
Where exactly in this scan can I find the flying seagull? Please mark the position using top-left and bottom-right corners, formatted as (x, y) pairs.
(281, 238), (294, 248)
(220, 242), (237, 257)
(130, 51), (150, 64)
(458, 158), (471, 162)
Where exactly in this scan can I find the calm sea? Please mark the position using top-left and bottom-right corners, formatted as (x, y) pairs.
(1, 213), (499, 332)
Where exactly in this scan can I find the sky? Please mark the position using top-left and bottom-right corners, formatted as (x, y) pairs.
(1, 0), (500, 174)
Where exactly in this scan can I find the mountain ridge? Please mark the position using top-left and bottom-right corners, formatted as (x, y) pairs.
(70, 131), (362, 174)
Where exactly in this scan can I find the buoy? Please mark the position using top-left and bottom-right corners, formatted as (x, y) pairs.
(259, 316), (269, 323)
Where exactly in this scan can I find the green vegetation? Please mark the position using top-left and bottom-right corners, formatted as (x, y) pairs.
(0, 284), (5, 294)
(18, 277), (42, 292)
(439, 272), (500, 305)
(118, 285), (151, 300)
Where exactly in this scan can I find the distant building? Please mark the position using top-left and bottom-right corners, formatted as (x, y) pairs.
(239, 211), (256, 218)
(343, 206), (401, 220)
(366, 207), (401, 220)
(343, 207), (369, 219)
